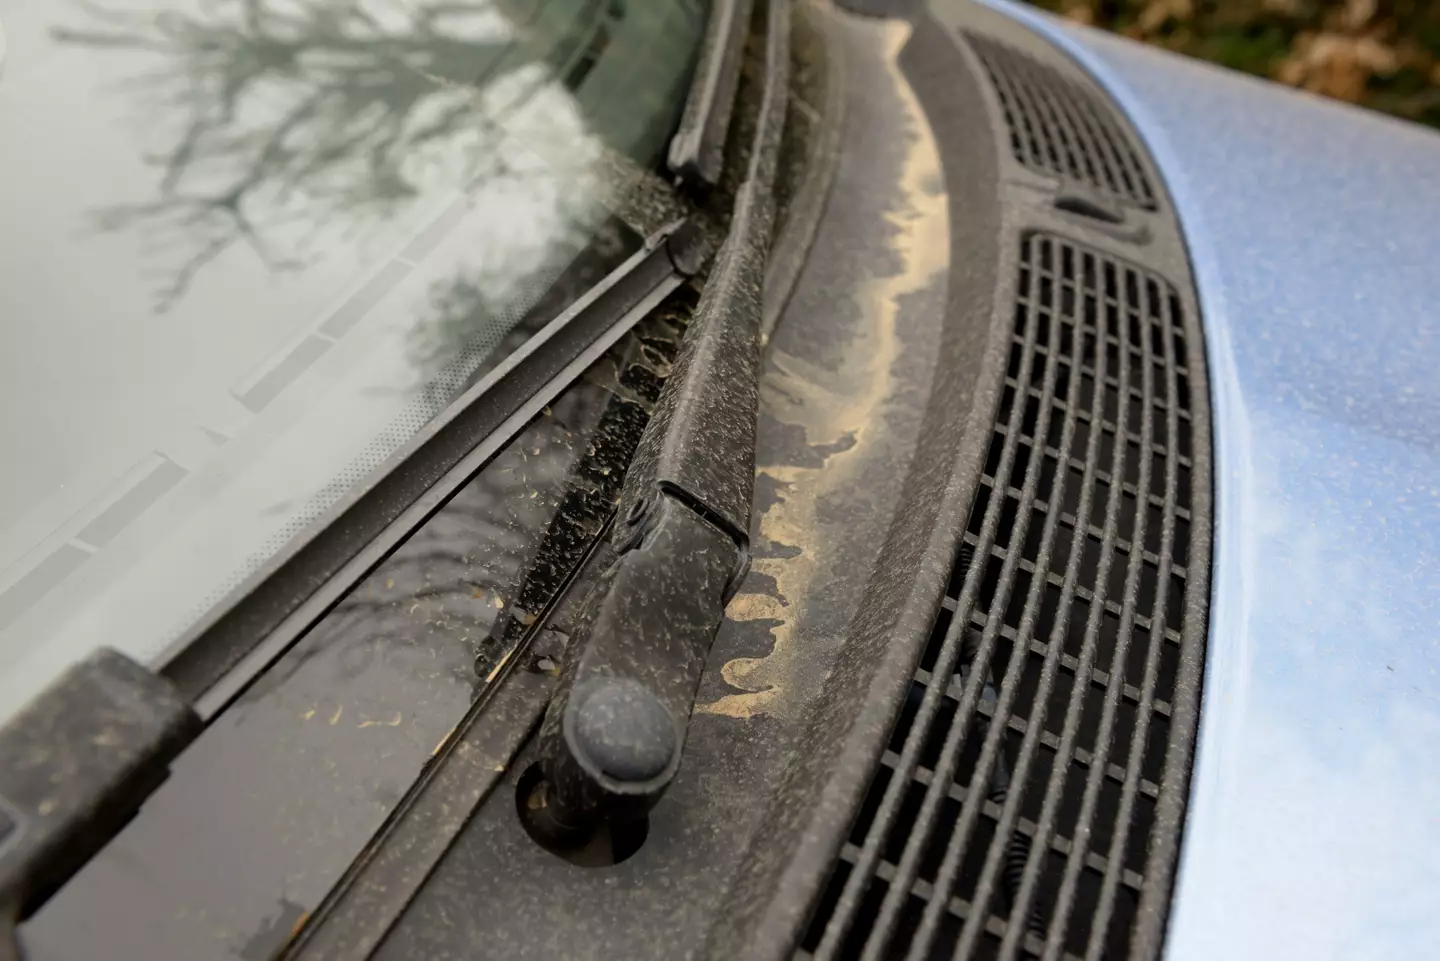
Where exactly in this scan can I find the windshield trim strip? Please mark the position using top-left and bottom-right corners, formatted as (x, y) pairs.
(157, 222), (703, 720)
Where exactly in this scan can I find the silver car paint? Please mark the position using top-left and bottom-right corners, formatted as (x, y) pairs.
(980, 2), (1440, 957)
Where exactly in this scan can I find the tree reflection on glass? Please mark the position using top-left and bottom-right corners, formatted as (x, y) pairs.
(52, 0), (608, 309)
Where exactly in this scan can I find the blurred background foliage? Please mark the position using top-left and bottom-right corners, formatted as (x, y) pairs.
(1025, 0), (1440, 127)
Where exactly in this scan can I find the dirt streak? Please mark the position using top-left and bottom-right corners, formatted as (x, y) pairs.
(699, 22), (949, 720)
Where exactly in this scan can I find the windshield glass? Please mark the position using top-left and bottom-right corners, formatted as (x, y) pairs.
(0, 0), (705, 722)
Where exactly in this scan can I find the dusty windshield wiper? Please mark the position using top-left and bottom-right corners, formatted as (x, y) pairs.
(0, 4), (748, 952)
(532, 0), (790, 834)
(667, 0), (756, 187)
(0, 48), (727, 961)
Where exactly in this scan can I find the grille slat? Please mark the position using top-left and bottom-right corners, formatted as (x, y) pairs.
(943, 255), (1096, 961)
(918, 655), (1175, 722)
(1038, 242), (1158, 961)
(899, 242), (1094, 959)
(880, 235), (1074, 961)
(967, 34), (1157, 209)
(879, 750), (1159, 820)
(969, 493), (1188, 579)
(1069, 83), (1151, 205)
(811, 228), (1057, 961)
(982, 38), (1050, 175)
(993, 431), (1194, 482)
(1004, 46), (1104, 193)
(1081, 265), (1185, 961)
(799, 234), (1203, 961)
(999, 49), (1069, 176)
(843, 849), (1065, 961)
(975, 236), (1126, 961)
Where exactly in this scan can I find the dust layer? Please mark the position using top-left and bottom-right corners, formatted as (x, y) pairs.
(699, 22), (949, 720)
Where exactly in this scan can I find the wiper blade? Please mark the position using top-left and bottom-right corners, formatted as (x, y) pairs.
(667, 0), (756, 188)
(535, 0), (791, 832)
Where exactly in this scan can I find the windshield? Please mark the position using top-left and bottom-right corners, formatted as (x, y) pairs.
(0, 0), (705, 722)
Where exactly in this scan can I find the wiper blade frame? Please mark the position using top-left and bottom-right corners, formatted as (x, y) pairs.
(667, 0), (757, 188)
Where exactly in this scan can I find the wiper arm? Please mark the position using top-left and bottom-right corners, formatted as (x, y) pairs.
(667, 0), (756, 188)
(0, 651), (198, 961)
(535, 0), (790, 832)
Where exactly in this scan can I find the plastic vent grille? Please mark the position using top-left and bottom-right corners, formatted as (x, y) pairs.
(967, 33), (1157, 209)
(798, 234), (1201, 961)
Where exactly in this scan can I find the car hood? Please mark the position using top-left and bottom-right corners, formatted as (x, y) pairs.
(979, 3), (1440, 959)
